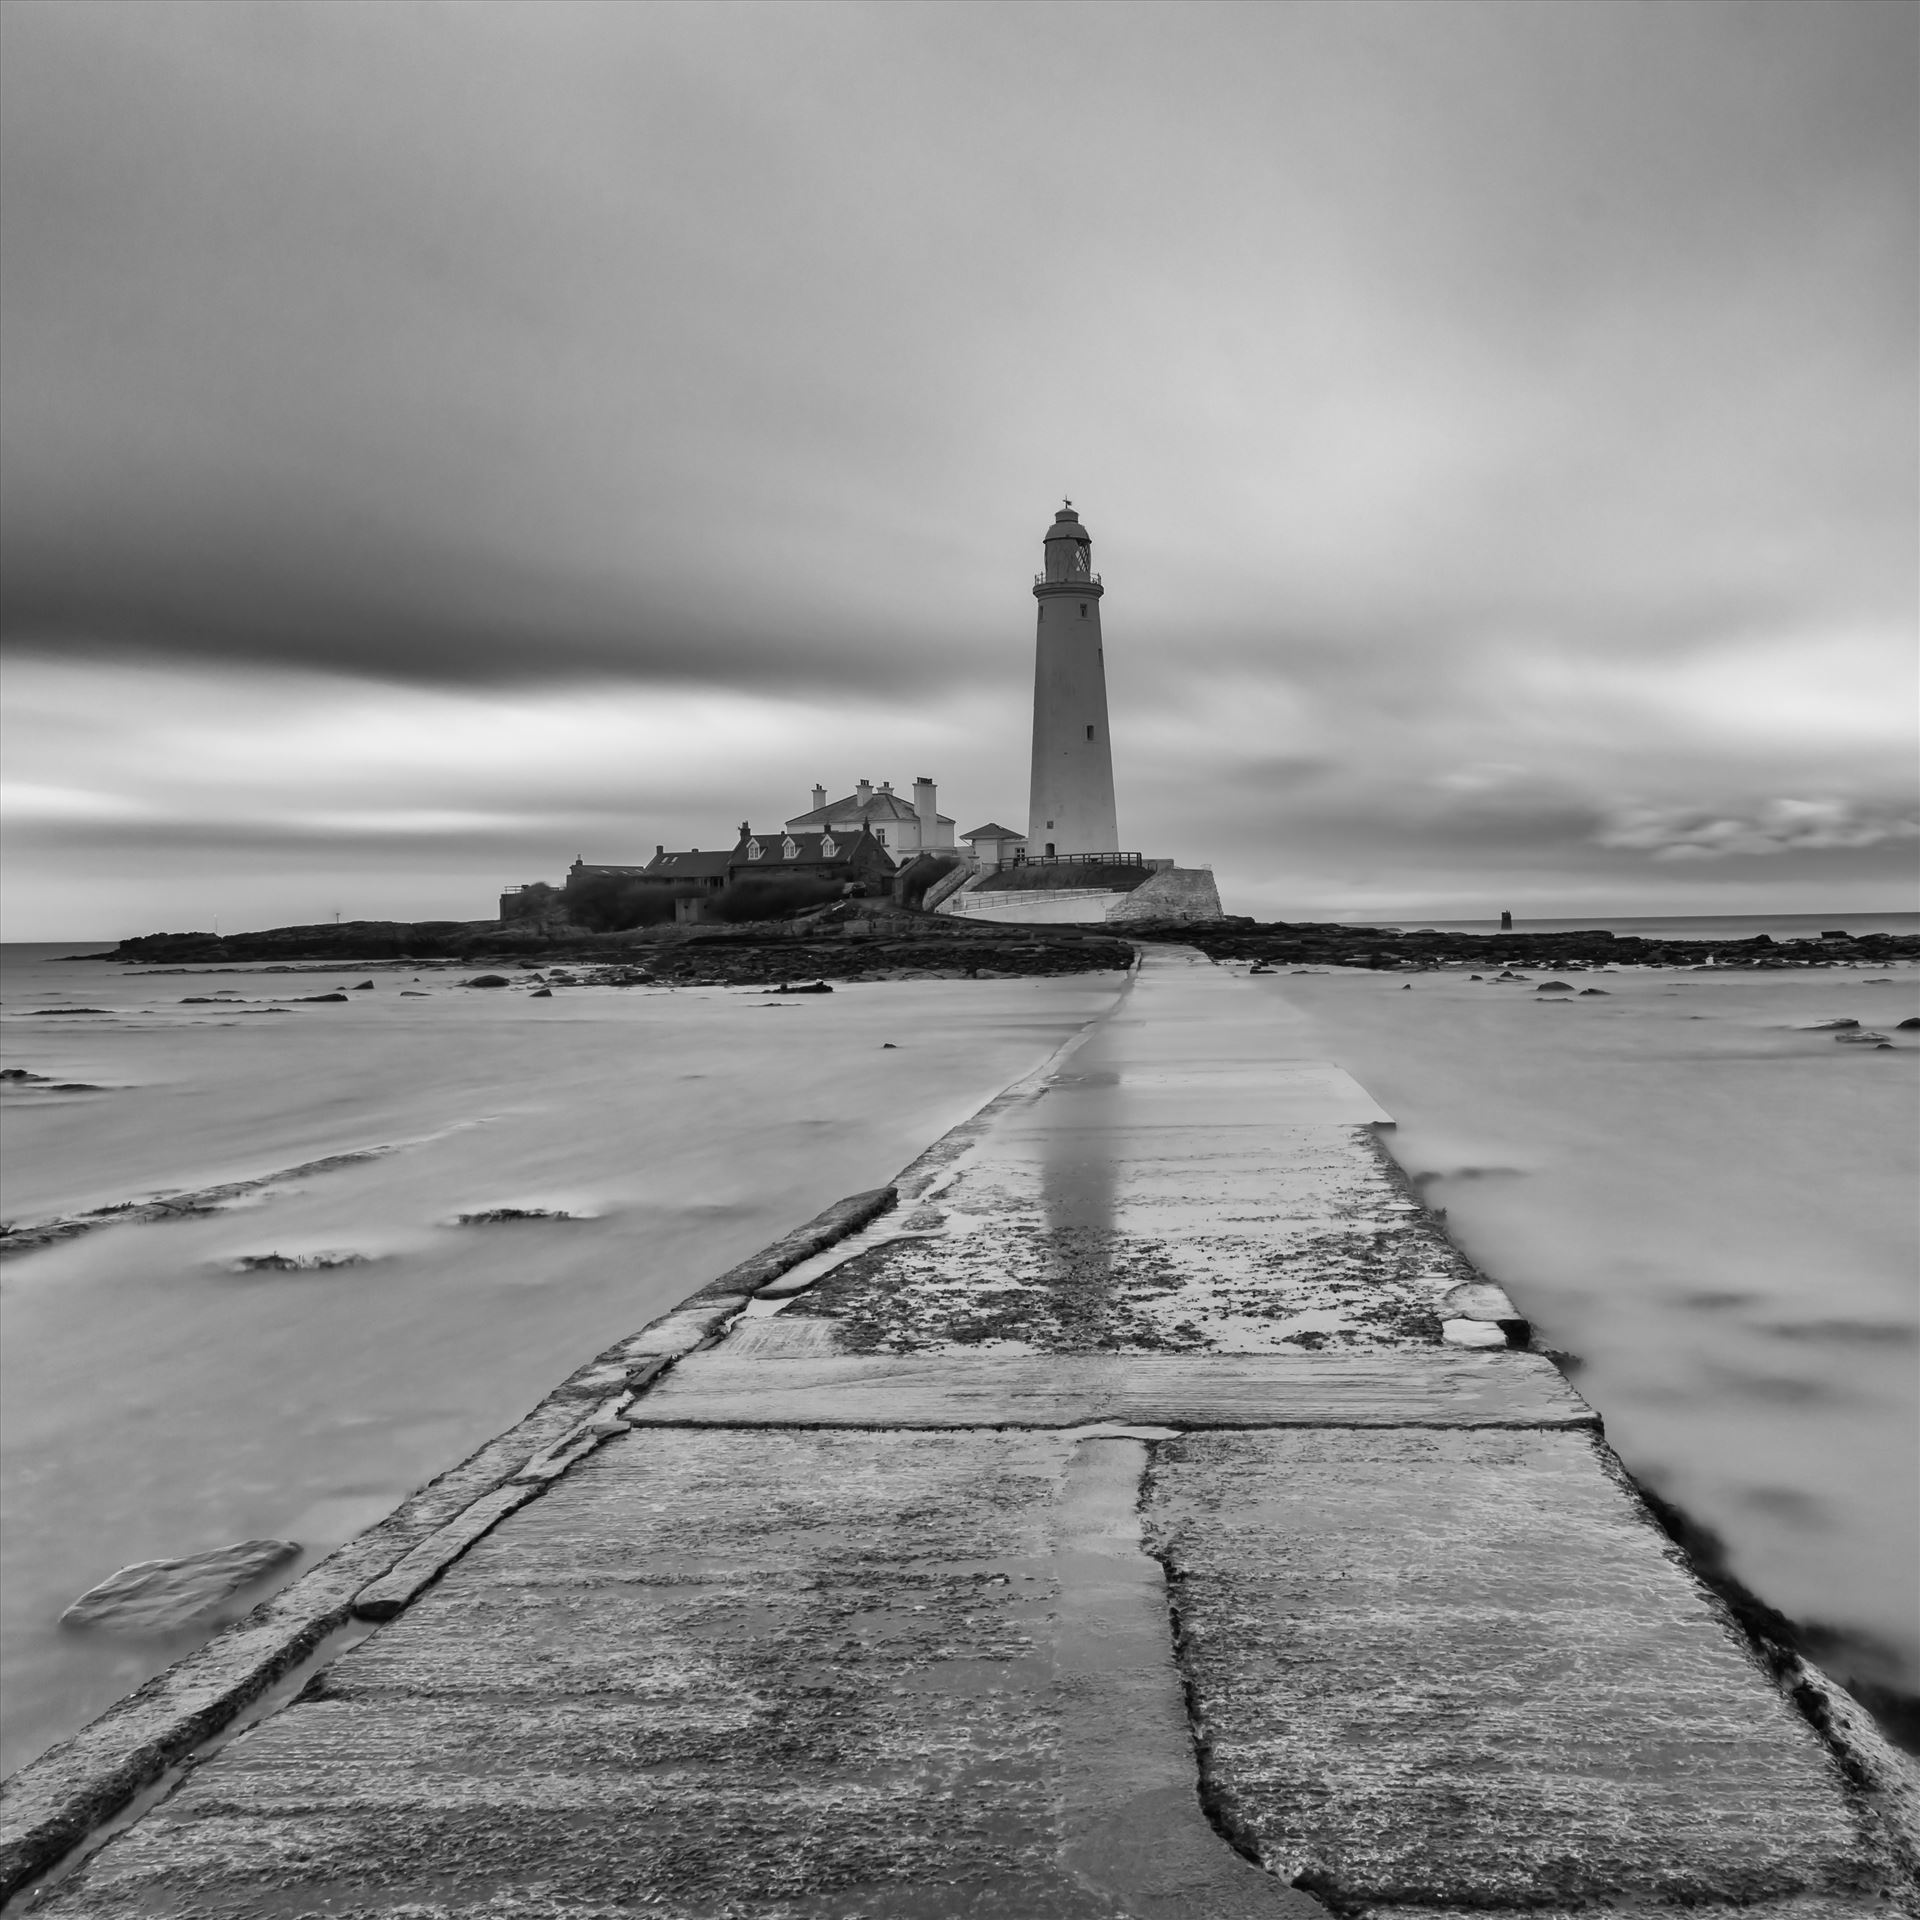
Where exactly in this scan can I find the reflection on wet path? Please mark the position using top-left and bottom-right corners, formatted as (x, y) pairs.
(788, 952), (1479, 1352)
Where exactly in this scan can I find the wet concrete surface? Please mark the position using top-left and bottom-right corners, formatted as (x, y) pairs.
(21, 950), (1916, 1916)
(782, 965), (1475, 1356)
(619, 1349), (1597, 1428)
(1148, 1429), (1881, 1911)
(31, 1429), (1316, 1918)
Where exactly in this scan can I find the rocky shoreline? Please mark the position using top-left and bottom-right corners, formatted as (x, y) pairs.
(1130, 919), (1920, 970)
(80, 910), (1136, 984)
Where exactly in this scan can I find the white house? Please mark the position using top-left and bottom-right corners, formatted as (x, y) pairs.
(785, 777), (956, 856)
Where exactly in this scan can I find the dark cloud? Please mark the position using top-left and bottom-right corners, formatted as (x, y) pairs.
(1, 0), (1913, 931)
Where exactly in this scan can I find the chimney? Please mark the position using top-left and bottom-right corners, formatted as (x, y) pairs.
(856, 778), (873, 806)
(655, 844), (663, 858)
(913, 776), (937, 839)
(740, 822), (751, 839)
(811, 784), (826, 811)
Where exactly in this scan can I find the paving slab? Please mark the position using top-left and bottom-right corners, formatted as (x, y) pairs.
(623, 1350), (1596, 1429)
(1145, 1427), (1892, 1913)
(31, 1427), (1315, 1919)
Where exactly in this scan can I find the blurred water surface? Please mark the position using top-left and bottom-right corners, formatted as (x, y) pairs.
(0, 946), (1120, 1774)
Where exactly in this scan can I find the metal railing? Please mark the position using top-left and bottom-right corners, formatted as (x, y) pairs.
(1033, 572), (1102, 587)
(1011, 851), (1142, 867)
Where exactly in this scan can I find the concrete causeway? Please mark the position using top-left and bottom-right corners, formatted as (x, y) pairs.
(11, 950), (1917, 1916)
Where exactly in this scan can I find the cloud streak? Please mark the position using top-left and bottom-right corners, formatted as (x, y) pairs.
(0, 0), (1913, 933)
(1595, 799), (1920, 862)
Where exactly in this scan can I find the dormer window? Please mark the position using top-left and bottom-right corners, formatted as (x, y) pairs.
(746, 839), (763, 860)
(820, 834), (837, 858)
(781, 836), (799, 859)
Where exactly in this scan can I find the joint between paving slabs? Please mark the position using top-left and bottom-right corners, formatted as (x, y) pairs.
(347, 1356), (681, 1623)
(1131, 1434), (1330, 1910)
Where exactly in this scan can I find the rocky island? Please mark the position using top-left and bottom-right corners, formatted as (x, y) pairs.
(86, 912), (1917, 980)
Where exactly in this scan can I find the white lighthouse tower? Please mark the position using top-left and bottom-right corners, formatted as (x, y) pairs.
(1028, 502), (1119, 857)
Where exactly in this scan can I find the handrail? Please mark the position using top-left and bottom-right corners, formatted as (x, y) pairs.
(1011, 851), (1142, 867)
(1033, 572), (1102, 586)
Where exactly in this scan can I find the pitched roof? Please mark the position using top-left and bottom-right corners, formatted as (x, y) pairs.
(961, 823), (1027, 842)
(786, 789), (952, 829)
(641, 849), (733, 879)
(731, 828), (895, 870)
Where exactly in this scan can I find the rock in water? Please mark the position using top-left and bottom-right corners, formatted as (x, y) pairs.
(352, 980), (375, 991)
(1535, 981), (1574, 993)
(530, 986), (553, 997)
(230, 1250), (369, 1272)
(465, 974), (511, 989)
(1805, 1018), (1859, 1030)
(298, 992), (350, 1003)
(61, 1539), (300, 1632)
(1439, 1279), (1531, 1346)
(1898, 1017), (1920, 1031)
(1442, 1318), (1507, 1348)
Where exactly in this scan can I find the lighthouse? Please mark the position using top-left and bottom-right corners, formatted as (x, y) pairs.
(1028, 502), (1119, 856)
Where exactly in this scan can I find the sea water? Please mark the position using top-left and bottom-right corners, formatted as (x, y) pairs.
(1387, 911), (1920, 941)
(0, 946), (1122, 1775)
(1268, 956), (1919, 1732)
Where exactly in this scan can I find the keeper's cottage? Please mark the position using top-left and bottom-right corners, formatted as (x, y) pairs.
(784, 778), (955, 856)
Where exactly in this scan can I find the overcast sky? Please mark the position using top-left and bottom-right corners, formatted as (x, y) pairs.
(2, 0), (1913, 937)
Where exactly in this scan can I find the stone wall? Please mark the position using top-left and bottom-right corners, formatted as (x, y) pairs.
(1105, 867), (1223, 924)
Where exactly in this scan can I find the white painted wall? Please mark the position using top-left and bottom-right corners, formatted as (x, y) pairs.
(1028, 582), (1118, 856)
(940, 886), (1128, 925)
